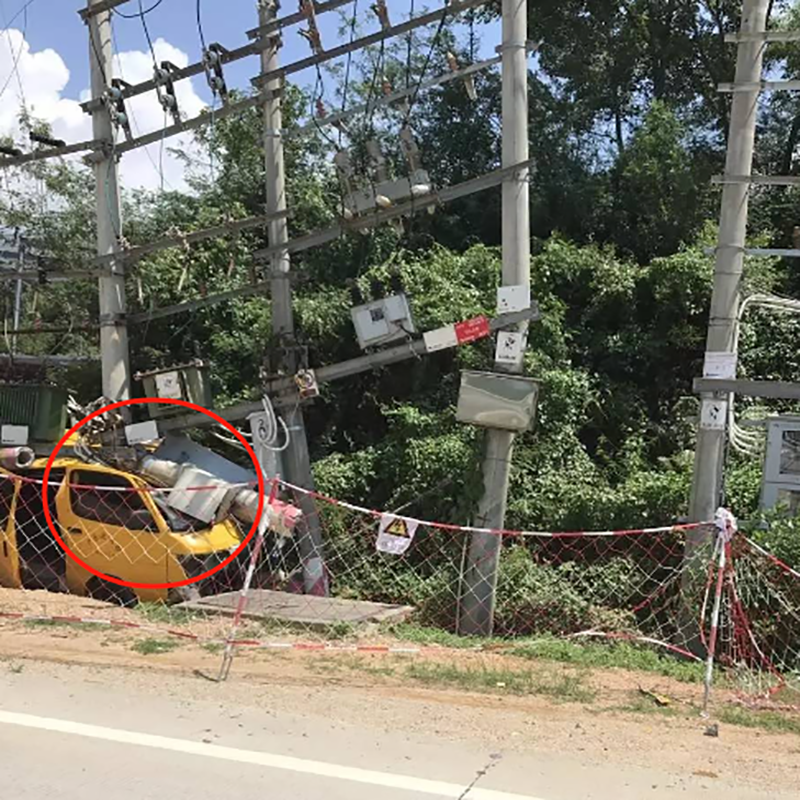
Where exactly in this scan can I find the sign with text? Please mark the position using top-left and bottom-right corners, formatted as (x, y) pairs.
(455, 315), (490, 345)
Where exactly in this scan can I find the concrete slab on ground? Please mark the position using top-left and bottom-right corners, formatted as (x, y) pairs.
(179, 589), (414, 628)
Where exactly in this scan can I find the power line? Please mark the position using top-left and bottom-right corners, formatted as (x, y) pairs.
(111, 0), (166, 19)
(195, 0), (206, 51)
(0, 1), (27, 103)
(404, 2), (449, 124)
(108, 14), (174, 191)
(1, 0), (35, 29)
(0, 0), (29, 109)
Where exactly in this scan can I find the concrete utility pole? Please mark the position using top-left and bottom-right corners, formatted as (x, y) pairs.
(459, 0), (530, 636)
(12, 237), (24, 354)
(689, 0), (769, 523)
(88, 0), (131, 401)
(259, 0), (328, 596)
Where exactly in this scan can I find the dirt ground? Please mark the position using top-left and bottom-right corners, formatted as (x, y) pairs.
(1, 587), (799, 795)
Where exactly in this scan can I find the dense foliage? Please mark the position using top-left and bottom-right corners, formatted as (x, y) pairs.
(3, 0), (800, 541)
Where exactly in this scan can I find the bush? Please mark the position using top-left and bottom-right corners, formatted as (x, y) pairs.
(747, 512), (800, 570)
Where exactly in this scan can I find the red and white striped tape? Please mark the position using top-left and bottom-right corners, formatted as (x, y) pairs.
(0, 611), (423, 654)
(0, 472), (711, 539)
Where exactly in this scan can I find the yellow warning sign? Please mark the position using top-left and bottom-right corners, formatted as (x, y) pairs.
(384, 517), (410, 537)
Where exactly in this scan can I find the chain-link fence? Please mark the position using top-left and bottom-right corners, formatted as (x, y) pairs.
(0, 469), (797, 706)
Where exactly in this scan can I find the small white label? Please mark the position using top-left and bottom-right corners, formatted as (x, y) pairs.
(700, 399), (728, 431)
(125, 420), (160, 445)
(0, 424), (28, 446)
(423, 324), (458, 353)
(495, 331), (527, 367)
(703, 352), (737, 380)
(497, 285), (531, 315)
(154, 371), (182, 399)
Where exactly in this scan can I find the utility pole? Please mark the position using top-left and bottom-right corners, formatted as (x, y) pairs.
(259, 0), (328, 596)
(88, 0), (131, 401)
(689, 0), (769, 523)
(12, 237), (23, 354)
(459, 0), (530, 636)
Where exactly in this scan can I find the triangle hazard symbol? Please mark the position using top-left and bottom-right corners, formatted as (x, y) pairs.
(385, 517), (410, 537)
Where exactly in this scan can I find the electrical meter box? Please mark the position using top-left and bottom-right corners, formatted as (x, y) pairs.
(762, 416), (800, 514)
(134, 360), (213, 418)
(456, 371), (540, 433)
(0, 383), (67, 442)
(351, 293), (415, 350)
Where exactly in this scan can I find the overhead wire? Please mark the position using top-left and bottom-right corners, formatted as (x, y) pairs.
(112, 0), (166, 18)
(195, 0), (206, 52)
(0, 0), (27, 103)
(338, 0), (359, 147)
(0, 0), (29, 110)
(403, 0), (449, 126)
(109, 6), (174, 191)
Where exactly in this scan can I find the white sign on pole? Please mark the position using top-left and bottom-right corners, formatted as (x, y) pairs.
(376, 514), (419, 556)
(497, 284), (530, 314)
(700, 399), (728, 431)
(423, 324), (458, 353)
(703, 351), (737, 380)
(495, 331), (526, 367)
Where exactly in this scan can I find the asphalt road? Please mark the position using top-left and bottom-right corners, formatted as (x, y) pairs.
(0, 662), (794, 800)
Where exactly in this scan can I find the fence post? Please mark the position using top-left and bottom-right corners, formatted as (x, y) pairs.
(702, 509), (736, 714)
(217, 479), (278, 681)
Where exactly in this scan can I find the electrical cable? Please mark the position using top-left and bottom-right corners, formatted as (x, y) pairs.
(0, 1), (27, 103)
(406, 0), (415, 89)
(135, 0), (158, 65)
(112, 0), (166, 18)
(339, 0), (359, 146)
(195, 0), (207, 52)
(109, 13), (174, 191)
(728, 292), (800, 455)
(256, 394), (291, 452)
(0, 0), (28, 110)
(403, 1), (449, 126)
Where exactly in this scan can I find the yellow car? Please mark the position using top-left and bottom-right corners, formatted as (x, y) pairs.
(0, 457), (243, 606)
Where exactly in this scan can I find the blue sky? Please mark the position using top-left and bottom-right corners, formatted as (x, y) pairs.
(0, 1), (499, 190)
(6, 0), (498, 102)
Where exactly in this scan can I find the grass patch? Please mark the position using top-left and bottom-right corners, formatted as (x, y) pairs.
(326, 621), (355, 641)
(510, 638), (706, 684)
(717, 705), (800, 736)
(201, 642), (224, 655)
(389, 624), (705, 684)
(135, 603), (198, 626)
(130, 637), (182, 655)
(387, 623), (484, 650)
(404, 662), (595, 703)
(24, 619), (105, 633)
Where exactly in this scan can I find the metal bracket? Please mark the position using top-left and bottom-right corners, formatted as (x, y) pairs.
(99, 312), (127, 327)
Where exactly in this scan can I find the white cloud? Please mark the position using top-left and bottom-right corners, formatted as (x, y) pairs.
(0, 29), (207, 192)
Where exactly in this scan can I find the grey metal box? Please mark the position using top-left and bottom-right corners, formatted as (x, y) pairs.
(456, 371), (539, 432)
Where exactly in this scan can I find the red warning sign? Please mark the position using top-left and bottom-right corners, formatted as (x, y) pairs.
(454, 315), (490, 345)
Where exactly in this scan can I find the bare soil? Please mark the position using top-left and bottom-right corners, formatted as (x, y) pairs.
(0, 587), (798, 795)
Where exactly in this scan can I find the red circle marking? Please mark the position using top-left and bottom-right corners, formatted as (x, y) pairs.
(41, 397), (266, 590)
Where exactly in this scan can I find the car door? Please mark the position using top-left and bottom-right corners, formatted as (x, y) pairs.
(58, 466), (170, 600)
(0, 473), (20, 588)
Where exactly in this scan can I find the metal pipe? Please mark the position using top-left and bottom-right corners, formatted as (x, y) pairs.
(0, 447), (36, 470)
(137, 455), (299, 538)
